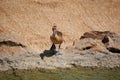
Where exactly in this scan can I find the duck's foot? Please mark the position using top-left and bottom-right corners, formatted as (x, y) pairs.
(55, 51), (62, 56)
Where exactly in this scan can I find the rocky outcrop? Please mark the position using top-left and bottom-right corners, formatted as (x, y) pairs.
(74, 31), (120, 53)
(0, 46), (120, 71)
(0, 31), (120, 71)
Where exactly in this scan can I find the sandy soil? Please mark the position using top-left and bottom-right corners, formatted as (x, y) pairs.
(0, 0), (120, 53)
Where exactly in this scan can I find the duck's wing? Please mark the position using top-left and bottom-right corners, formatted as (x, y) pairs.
(56, 31), (62, 36)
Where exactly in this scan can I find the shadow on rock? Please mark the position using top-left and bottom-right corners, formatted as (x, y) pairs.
(40, 43), (57, 60)
(40, 50), (57, 60)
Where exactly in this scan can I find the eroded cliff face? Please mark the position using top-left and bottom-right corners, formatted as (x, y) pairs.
(0, 0), (120, 53)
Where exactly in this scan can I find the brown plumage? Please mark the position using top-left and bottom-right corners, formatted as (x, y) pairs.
(50, 31), (63, 44)
(50, 26), (63, 55)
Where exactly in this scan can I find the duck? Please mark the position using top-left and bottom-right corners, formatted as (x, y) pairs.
(50, 26), (63, 55)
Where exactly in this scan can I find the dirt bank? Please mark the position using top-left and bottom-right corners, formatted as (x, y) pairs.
(0, 0), (120, 52)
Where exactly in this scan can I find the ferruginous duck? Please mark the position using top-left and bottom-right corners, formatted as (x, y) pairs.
(50, 26), (63, 55)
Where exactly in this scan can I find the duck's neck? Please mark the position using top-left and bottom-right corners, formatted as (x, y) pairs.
(53, 30), (57, 35)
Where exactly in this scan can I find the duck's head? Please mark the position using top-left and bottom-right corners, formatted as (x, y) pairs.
(52, 26), (57, 31)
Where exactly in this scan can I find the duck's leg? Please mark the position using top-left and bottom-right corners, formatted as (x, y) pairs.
(56, 44), (62, 55)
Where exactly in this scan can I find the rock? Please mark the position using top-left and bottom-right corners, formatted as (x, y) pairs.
(74, 31), (120, 53)
(74, 38), (96, 50)
(80, 31), (114, 40)
(104, 35), (120, 53)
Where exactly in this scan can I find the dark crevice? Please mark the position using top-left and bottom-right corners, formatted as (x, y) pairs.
(102, 35), (109, 44)
(70, 63), (77, 67)
(0, 40), (26, 48)
(107, 47), (120, 53)
(0, 59), (4, 65)
(82, 46), (92, 50)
